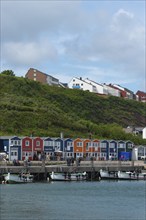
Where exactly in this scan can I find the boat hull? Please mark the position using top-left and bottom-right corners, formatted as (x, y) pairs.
(100, 169), (118, 180)
(118, 171), (146, 180)
(4, 173), (33, 184)
(50, 172), (87, 181)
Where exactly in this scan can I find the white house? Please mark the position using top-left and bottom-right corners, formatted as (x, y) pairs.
(68, 77), (97, 93)
(84, 78), (108, 95)
(142, 127), (146, 139)
(103, 84), (121, 97)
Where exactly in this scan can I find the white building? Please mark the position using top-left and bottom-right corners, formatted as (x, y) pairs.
(103, 84), (121, 97)
(68, 77), (97, 93)
(84, 78), (108, 95)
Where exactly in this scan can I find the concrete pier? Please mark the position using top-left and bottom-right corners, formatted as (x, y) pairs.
(0, 160), (145, 181)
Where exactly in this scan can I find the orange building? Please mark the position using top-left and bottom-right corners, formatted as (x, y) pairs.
(83, 139), (100, 160)
(73, 138), (84, 159)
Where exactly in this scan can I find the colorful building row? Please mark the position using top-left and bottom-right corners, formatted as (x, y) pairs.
(1, 136), (141, 161)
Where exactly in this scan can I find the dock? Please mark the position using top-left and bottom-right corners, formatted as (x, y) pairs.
(0, 160), (145, 181)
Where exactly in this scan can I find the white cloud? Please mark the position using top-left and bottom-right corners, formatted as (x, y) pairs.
(1, 1), (145, 92)
(2, 40), (58, 66)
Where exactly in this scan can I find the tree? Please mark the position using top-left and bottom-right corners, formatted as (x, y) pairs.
(1, 70), (15, 76)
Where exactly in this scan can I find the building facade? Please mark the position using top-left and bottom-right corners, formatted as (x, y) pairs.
(0, 136), (140, 161)
(25, 68), (59, 86)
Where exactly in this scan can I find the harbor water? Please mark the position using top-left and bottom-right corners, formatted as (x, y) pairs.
(0, 180), (146, 220)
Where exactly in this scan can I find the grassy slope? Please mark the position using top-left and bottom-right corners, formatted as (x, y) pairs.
(0, 74), (146, 144)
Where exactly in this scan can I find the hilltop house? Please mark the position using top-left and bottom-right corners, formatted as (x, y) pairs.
(136, 91), (146, 102)
(107, 84), (127, 98)
(68, 77), (120, 96)
(25, 68), (59, 86)
(68, 77), (98, 93)
(102, 84), (121, 97)
(84, 78), (107, 95)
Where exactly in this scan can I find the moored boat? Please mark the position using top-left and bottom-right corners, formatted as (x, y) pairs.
(4, 172), (33, 184)
(49, 171), (87, 181)
(118, 171), (146, 180)
(100, 169), (118, 180)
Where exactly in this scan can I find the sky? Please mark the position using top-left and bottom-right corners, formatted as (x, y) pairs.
(1, 0), (145, 93)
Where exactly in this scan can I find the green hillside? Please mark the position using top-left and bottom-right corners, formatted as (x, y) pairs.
(0, 73), (146, 144)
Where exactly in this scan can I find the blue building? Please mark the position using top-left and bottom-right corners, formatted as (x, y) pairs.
(9, 136), (21, 161)
(64, 138), (73, 158)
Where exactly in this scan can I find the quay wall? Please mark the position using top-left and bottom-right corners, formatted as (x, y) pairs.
(0, 160), (145, 174)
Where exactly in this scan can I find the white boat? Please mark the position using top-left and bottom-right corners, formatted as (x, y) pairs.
(118, 171), (146, 180)
(100, 169), (118, 180)
(4, 172), (33, 184)
(49, 171), (87, 181)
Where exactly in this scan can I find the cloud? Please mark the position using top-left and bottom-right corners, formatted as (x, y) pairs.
(2, 40), (58, 67)
(62, 8), (145, 78)
(1, 2), (145, 92)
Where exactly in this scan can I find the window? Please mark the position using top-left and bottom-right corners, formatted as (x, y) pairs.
(110, 143), (115, 148)
(127, 143), (133, 148)
(45, 141), (53, 146)
(67, 142), (72, 147)
(77, 142), (82, 147)
(100, 143), (106, 148)
(119, 143), (125, 148)
(25, 141), (29, 146)
(34, 78), (36, 81)
(93, 142), (99, 147)
(48, 141), (52, 146)
(11, 140), (21, 146)
(36, 141), (40, 146)
(34, 73), (36, 76)
(45, 141), (52, 146)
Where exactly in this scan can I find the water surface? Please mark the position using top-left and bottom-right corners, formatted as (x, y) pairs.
(0, 180), (146, 220)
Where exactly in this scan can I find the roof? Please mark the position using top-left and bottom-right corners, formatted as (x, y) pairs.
(85, 78), (104, 87)
(26, 68), (59, 81)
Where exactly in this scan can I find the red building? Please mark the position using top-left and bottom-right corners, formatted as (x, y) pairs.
(22, 137), (44, 160)
(33, 137), (44, 159)
(136, 90), (146, 102)
(22, 137), (33, 160)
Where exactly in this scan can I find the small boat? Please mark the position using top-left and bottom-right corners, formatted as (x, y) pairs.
(100, 169), (118, 180)
(4, 172), (33, 184)
(118, 171), (146, 180)
(49, 171), (87, 181)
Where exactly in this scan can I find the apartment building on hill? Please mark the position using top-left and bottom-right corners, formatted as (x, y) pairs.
(25, 68), (59, 86)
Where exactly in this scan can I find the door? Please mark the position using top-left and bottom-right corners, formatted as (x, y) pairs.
(10, 148), (18, 161)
